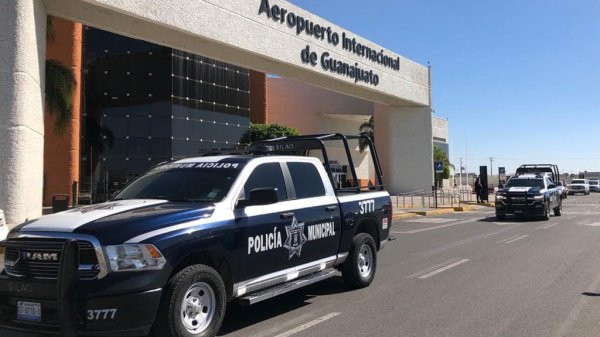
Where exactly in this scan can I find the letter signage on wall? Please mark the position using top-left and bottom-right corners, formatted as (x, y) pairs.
(258, 0), (401, 87)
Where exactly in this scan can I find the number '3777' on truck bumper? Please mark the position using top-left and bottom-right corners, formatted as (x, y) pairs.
(0, 274), (162, 336)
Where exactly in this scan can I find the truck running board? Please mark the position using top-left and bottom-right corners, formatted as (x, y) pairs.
(238, 269), (338, 306)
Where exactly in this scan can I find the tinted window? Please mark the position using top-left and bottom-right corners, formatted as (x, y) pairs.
(505, 178), (544, 189)
(288, 162), (326, 199)
(115, 164), (242, 202)
(243, 163), (287, 201)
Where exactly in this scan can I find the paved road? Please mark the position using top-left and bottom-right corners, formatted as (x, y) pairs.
(5, 193), (600, 337)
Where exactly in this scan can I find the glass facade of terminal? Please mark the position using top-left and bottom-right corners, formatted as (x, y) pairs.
(80, 27), (250, 202)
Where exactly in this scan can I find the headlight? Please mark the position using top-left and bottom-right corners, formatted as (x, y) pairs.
(496, 195), (506, 200)
(532, 195), (545, 200)
(105, 244), (166, 272)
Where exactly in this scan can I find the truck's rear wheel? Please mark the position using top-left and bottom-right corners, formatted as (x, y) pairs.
(153, 265), (226, 337)
(342, 233), (377, 289)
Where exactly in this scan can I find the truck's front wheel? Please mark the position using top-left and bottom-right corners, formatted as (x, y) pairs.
(153, 265), (226, 337)
(342, 233), (377, 289)
(554, 200), (562, 216)
(543, 201), (551, 221)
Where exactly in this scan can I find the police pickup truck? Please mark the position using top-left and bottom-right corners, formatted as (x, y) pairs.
(0, 134), (392, 337)
(495, 169), (562, 220)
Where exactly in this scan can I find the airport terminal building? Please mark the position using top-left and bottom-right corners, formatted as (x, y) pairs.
(1, 0), (435, 225)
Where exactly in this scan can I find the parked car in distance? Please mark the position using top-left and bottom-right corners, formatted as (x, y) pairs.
(568, 179), (590, 195)
(589, 180), (600, 192)
(557, 181), (568, 199)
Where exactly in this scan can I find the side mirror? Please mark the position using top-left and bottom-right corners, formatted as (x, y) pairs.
(548, 184), (556, 189)
(498, 184), (505, 189)
(237, 188), (279, 208)
(111, 190), (121, 200)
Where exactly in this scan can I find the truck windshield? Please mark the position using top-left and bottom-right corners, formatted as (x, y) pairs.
(114, 164), (243, 202)
(505, 179), (544, 189)
(572, 180), (585, 184)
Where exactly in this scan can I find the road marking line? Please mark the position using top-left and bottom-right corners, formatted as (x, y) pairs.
(493, 222), (520, 226)
(417, 227), (515, 258)
(418, 259), (470, 279)
(406, 218), (457, 224)
(273, 312), (341, 337)
(497, 235), (520, 244)
(541, 223), (558, 230)
(407, 258), (462, 278)
(392, 219), (474, 234)
(567, 216), (577, 220)
(503, 235), (529, 244)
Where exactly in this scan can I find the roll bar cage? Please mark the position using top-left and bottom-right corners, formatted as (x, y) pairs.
(254, 133), (384, 194)
(515, 164), (560, 184)
(198, 133), (385, 194)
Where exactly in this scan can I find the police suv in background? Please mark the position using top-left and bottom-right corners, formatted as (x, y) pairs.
(0, 134), (392, 337)
(495, 173), (562, 220)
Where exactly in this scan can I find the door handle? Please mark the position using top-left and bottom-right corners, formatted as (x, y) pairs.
(325, 205), (337, 212)
(280, 212), (295, 219)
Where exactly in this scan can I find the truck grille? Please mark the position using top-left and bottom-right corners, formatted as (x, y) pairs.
(4, 238), (100, 280)
(507, 192), (527, 203)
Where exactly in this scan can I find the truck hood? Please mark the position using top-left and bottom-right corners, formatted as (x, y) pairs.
(501, 187), (545, 193)
(13, 199), (216, 244)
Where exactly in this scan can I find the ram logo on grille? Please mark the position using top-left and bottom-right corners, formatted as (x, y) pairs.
(22, 252), (59, 262)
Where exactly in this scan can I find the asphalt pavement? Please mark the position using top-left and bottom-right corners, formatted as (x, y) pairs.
(5, 193), (600, 337)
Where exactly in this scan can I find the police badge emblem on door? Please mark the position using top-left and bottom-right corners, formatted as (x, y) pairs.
(283, 217), (307, 259)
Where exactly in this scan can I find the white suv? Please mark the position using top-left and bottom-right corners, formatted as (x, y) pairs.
(568, 179), (590, 195)
(590, 180), (600, 192)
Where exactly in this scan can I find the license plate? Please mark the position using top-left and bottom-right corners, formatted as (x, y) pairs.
(514, 210), (523, 214)
(17, 301), (41, 322)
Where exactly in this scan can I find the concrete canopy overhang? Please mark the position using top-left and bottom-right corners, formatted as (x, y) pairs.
(1, 0), (433, 225)
(44, 0), (430, 107)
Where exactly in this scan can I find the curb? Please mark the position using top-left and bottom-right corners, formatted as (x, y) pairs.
(454, 205), (476, 212)
(393, 212), (419, 220)
(409, 208), (456, 216)
(463, 202), (495, 208)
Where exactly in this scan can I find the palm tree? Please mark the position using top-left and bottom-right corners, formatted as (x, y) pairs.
(45, 17), (76, 132)
(358, 116), (374, 152)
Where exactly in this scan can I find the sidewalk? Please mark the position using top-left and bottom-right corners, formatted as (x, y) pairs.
(392, 199), (494, 220)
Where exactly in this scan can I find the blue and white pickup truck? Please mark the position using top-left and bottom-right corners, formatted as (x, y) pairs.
(495, 172), (562, 220)
(0, 134), (392, 337)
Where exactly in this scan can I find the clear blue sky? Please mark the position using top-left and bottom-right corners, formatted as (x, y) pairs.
(290, 0), (600, 175)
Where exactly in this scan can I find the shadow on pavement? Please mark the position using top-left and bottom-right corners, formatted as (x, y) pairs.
(582, 292), (600, 297)
(477, 216), (546, 223)
(218, 276), (347, 336)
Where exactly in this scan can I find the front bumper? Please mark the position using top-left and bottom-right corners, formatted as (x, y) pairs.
(495, 200), (546, 216)
(0, 275), (162, 336)
(0, 240), (163, 336)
